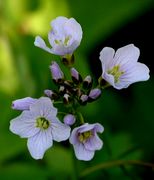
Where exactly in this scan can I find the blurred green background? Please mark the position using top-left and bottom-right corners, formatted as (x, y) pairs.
(0, 0), (154, 179)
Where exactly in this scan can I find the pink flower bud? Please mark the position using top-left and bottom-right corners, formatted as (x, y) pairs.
(12, 97), (37, 110)
(50, 61), (64, 82)
(71, 68), (82, 84)
(89, 88), (101, 100)
(64, 114), (76, 125)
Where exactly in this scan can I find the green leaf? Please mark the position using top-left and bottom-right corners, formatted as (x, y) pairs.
(0, 130), (26, 163)
(0, 163), (49, 180)
(45, 145), (73, 176)
(68, 0), (154, 52)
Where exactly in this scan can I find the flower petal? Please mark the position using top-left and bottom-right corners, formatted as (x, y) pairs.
(85, 134), (103, 151)
(69, 126), (79, 145)
(64, 18), (82, 43)
(10, 111), (39, 138)
(12, 97), (37, 111)
(116, 62), (150, 89)
(27, 130), (53, 159)
(50, 43), (71, 56)
(102, 72), (115, 87)
(100, 47), (115, 71)
(94, 123), (104, 133)
(34, 36), (53, 54)
(73, 142), (94, 161)
(50, 16), (68, 35)
(123, 62), (150, 82)
(30, 97), (57, 119)
(78, 123), (99, 133)
(113, 44), (140, 66)
(77, 123), (94, 133)
(51, 118), (71, 142)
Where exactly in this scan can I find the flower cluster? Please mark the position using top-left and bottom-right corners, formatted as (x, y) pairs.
(9, 16), (150, 161)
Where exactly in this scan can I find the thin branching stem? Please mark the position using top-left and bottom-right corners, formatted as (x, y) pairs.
(77, 112), (85, 124)
(57, 112), (67, 115)
(80, 160), (154, 177)
(53, 101), (63, 104)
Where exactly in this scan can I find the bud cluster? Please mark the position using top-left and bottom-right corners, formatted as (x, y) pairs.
(46, 61), (102, 106)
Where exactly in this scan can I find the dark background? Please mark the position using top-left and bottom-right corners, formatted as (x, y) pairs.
(0, 0), (154, 179)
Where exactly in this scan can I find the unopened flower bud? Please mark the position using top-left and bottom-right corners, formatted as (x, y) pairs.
(44, 89), (59, 100)
(74, 88), (82, 97)
(63, 81), (73, 90)
(50, 61), (64, 83)
(80, 94), (88, 105)
(71, 68), (82, 84)
(44, 89), (53, 97)
(12, 97), (37, 110)
(59, 86), (65, 94)
(88, 88), (101, 101)
(83, 75), (92, 89)
(64, 114), (76, 125)
(63, 94), (71, 104)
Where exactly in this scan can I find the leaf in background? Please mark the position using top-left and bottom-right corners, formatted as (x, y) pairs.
(0, 163), (49, 180)
(68, 0), (154, 53)
(0, 36), (19, 95)
(45, 145), (73, 177)
(20, 0), (70, 36)
(109, 132), (142, 160)
(130, 80), (154, 152)
(0, 130), (25, 163)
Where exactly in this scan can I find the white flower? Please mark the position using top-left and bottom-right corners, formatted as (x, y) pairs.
(69, 123), (104, 161)
(34, 16), (83, 56)
(10, 97), (71, 159)
(99, 44), (150, 89)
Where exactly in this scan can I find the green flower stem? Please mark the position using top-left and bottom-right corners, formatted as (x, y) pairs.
(77, 112), (85, 124)
(57, 112), (67, 115)
(53, 101), (63, 104)
(71, 147), (79, 180)
(97, 82), (110, 90)
(101, 83), (111, 89)
(80, 160), (154, 177)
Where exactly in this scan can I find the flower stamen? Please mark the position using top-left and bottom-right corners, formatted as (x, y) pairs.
(78, 131), (92, 143)
(108, 65), (124, 83)
(64, 36), (70, 46)
(36, 117), (50, 129)
(54, 39), (60, 45)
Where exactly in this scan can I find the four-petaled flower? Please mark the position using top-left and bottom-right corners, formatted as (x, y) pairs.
(34, 16), (82, 56)
(69, 123), (104, 161)
(100, 44), (150, 89)
(10, 97), (71, 159)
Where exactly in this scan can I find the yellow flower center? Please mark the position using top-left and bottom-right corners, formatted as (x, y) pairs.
(54, 36), (70, 46)
(36, 117), (50, 129)
(54, 39), (61, 45)
(108, 65), (124, 83)
(64, 36), (70, 46)
(78, 131), (92, 143)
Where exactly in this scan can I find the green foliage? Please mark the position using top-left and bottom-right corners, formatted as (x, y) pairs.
(0, 0), (153, 179)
